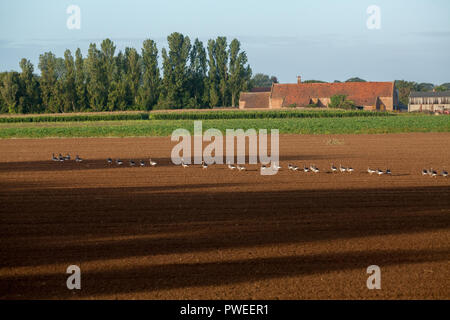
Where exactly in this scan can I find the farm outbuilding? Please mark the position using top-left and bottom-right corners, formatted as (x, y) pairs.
(408, 91), (450, 113)
(239, 76), (399, 111)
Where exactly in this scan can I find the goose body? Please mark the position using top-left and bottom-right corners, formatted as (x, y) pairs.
(303, 165), (310, 173)
(107, 158), (113, 164)
(385, 169), (391, 175)
(442, 170), (448, 177)
(288, 164), (293, 171)
(331, 164), (337, 173)
(149, 159), (157, 166)
(228, 162), (236, 170)
(292, 165), (299, 171)
(347, 167), (354, 174)
(339, 165), (346, 173)
(52, 153), (58, 161)
(75, 155), (82, 162)
(431, 169), (438, 177)
(58, 154), (65, 162)
(129, 160), (136, 167)
(367, 168), (376, 175)
(422, 169), (428, 176)
(65, 154), (71, 161)
(376, 169), (384, 176)
(237, 164), (246, 171)
(116, 159), (123, 165)
(139, 160), (145, 167)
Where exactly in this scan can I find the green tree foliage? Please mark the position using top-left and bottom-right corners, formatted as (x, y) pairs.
(160, 33), (191, 108)
(138, 39), (160, 110)
(251, 73), (277, 87)
(207, 39), (220, 107)
(0, 34), (253, 113)
(62, 50), (76, 112)
(38, 52), (59, 112)
(86, 43), (108, 111)
(215, 37), (229, 106)
(19, 58), (41, 113)
(433, 85), (448, 92)
(228, 39), (251, 107)
(75, 48), (87, 111)
(328, 94), (356, 110)
(0, 71), (20, 113)
(303, 80), (326, 83)
(439, 83), (450, 90)
(345, 77), (366, 82)
(188, 38), (208, 107)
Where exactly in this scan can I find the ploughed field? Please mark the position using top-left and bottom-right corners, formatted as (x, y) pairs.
(0, 133), (449, 299)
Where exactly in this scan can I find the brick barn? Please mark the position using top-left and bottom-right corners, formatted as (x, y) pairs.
(408, 91), (450, 113)
(239, 76), (399, 111)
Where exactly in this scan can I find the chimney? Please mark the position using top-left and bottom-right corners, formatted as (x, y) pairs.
(297, 76), (301, 84)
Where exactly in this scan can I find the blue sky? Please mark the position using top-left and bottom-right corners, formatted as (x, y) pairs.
(1, 0), (449, 84)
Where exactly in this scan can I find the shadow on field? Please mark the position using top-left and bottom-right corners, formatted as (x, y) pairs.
(1, 180), (450, 298)
(1, 183), (449, 267)
(1, 248), (449, 299)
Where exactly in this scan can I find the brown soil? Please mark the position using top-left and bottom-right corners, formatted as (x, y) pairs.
(0, 133), (449, 299)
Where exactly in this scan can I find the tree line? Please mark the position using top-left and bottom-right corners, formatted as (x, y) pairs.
(0, 33), (252, 114)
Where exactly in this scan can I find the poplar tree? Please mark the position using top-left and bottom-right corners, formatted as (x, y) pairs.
(138, 39), (160, 110)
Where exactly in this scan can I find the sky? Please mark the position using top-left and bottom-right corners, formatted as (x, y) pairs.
(0, 0), (449, 84)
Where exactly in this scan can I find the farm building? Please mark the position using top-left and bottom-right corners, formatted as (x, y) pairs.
(408, 91), (450, 113)
(239, 76), (399, 111)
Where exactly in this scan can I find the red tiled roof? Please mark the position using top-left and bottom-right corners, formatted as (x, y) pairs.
(239, 92), (271, 108)
(271, 82), (395, 107)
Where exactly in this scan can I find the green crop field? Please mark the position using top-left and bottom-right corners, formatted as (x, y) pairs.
(0, 115), (449, 138)
(0, 109), (393, 123)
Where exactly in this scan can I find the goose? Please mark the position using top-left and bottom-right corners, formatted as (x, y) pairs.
(385, 169), (391, 175)
(65, 154), (71, 161)
(75, 155), (83, 162)
(116, 159), (123, 165)
(52, 153), (58, 161)
(339, 164), (347, 173)
(309, 164), (316, 171)
(237, 164), (246, 171)
(181, 160), (189, 168)
(312, 166), (320, 173)
(288, 164), (293, 170)
(331, 164), (337, 173)
(129, 160), (136, 167)
(58, 154), (65, 162)
(303, 165), (310, 173)
(273, 163), (282, 170)
(431, 169), (438, 177)
(422, 169), (428, 176)
(292, 165), (299, 171)
(376, 169), (384, 176)
(149, 159), (157, 166)
(227, 162), (236, 170)
(107, 158), (113, 165)
(139, 160), (145, 167)
(367, 168), (376, 175)
(442, 170), (448, 177)
(347, 167), (354, 174)
(201, 160), (208, 169)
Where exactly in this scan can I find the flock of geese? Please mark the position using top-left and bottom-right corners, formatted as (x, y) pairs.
(51, 153), (448, 177)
